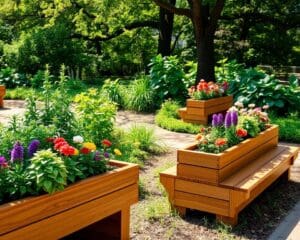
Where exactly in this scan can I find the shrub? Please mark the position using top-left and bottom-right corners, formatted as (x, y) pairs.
(101, 79), (126, 108)
(0, 67), (28, 88)
(155, 100), (200, 134)
(149, 55), (188, 107)
(271, 116), (300, 143)
(125, 76), (155, 112)
(74, 88), (117, 145)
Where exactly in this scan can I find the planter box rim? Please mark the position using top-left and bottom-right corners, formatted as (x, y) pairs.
(0, 160), (138, 209)
(180, 125), (278, 156)
(187, 95), (232, 103)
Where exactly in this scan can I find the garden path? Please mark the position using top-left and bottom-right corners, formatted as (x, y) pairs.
(1, 100), (300, 239)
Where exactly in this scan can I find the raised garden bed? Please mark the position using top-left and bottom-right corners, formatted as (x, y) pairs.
(0, 160), (139, 240)
(177, 125), (279, 184)
(179, 95), (233, 125)
(0, 85), (5, 108)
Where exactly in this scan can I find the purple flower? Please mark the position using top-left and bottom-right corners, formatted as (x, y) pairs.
(224, 112), (232, 128)
(28, 140), (40, 157)
(0, 156), (8, 168)
(217, 113), (223, 126)
(231, 111), (238, 126)
(10, 141), (24, 162)
(212, 114), (218, 127)
(94, 151), (102, 161)
(104, 152), (110, 158)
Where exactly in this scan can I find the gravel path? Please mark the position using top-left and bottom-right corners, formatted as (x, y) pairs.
(1, 100), (300, 240)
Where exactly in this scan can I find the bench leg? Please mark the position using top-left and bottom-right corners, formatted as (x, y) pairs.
(216, 214), (238, 226)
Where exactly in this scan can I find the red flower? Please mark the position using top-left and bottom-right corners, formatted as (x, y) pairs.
(80, 147), (91, 154)
(54, 141), (68, 150)
(53, 137), (66, 145)
(236, 128), (248, 138)
(46, 137), (54, 143)
(215, 138), (228, 146)
(102, 139), (112, 147)
(60, 145), (76, 156)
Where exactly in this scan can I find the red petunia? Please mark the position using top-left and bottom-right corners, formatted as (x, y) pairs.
(60, 145), (76, 156)
(80, 147), (91, 154)
(54, 141), (68, 150)
(102, 139), (112, 147)
(236, 128), (248, 138)
(53, 137), (66, 145)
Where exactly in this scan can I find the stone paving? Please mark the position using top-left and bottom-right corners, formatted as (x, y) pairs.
(1, 100), (299, 239)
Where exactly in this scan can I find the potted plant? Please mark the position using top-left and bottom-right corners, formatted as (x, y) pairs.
(0, 136), (139, 239)
(179, 80), (233, 124)
(177, 103), (277, 183)
(0, 85), (5, 108)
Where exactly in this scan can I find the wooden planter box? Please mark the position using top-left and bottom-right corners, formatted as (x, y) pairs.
(179, 95), (233, 125)
(0, 160), (139, 240)
(0, 85), (5, 108)
(177, 125), (279, 184)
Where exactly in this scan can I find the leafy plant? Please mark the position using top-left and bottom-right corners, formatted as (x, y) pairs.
(125, 76), (155, 112)
(149, 55), (188, 107)
(27, 149), (67, 194)
(101, 79), (126, 108)
(74, 88), (117, 145)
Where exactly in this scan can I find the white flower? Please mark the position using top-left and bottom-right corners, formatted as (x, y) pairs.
(73, 135), (84, 144)
(228, 106), (238, 112)
(248, 103), (255, 108)
(262, 105), (269, 110)
(234, 101), (244, 108)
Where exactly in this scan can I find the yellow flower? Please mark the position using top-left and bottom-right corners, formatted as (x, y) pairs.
(82, 142), (96, 151)
(74, 148), (79, 155)
(114, 148), (122, 156)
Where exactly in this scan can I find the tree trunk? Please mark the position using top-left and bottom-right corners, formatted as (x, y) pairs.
(158, 0), (176, 56)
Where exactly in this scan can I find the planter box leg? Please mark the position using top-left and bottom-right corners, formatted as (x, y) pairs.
(0, 98), (3, 108)
(121, 207), (130, 240)
(216, 215), (238, 226)
(173, 206), (186, 217)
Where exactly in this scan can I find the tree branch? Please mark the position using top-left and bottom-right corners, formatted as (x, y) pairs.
(153, 0), (192, 18)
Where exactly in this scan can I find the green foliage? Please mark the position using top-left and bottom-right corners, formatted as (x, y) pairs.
(125, 76), (156, 112)
(0, 67), (28, 88)
(225, 66), (300, 115)
(74, 89), (117, 145)
(101, 79), (126, 108)
(271, 116), (300, 143)
(5, 87), (36, 100)
(149, 55), (188, 107)
(237, 115), (260, 138)
(27, 150), (67, 194)
(155, 100), (200, 134)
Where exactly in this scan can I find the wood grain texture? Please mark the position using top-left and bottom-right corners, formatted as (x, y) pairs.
(186, 96), (233, 108)
(0, 85), (5, 108)
(0, 160), (139, 239)
(2, 184), (138, 240)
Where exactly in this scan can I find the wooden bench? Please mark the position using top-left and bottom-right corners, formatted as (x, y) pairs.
(0, 85), (5, 108)
(160, 144), (299, 226)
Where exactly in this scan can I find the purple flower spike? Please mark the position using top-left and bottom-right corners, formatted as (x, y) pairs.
(224, 112), (232, 128)
(104, 152), (110, 158)
(217, 113), (223, 126)
(28, 140), (40, 157)
(231, 111), (238, 126)
(10, 141), (24, 162)
(94, 151), (102, 161)
(212, 114), (218, 127)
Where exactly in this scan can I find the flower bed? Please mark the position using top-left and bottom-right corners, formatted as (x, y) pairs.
(0, 85), (5, 108)
(177, 103), (276, 183)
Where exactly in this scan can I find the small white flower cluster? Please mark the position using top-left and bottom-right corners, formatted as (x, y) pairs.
(73, 135), (84, 144)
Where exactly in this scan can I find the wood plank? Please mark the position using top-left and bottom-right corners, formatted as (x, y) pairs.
(219, 137), (278, 181)
(160, 172), (175, 203)
(177, 147), (220, 168)
(121, 206), (130, 240)
(174, 191), (229, 216)
(220, 146), (286, 189)
(229, 190), (247, 218)
(219, 125), (278, 168)
(1, 184), (138, 240)
(0, 161), (138, 235)
(177, 164), (218, 184)
(237, 147), (296, 191)
(175, 179), (230, 200)
(186, 96), (233, 108)
(204, 101), (232, 116)
(186, 107), (205, 116)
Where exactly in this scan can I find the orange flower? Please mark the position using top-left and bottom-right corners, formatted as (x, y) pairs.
(195, 134), (202, 141)
(236, 128), (248, 138)
(102, 139), (112, 147)
(215, 138), (227, 146)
